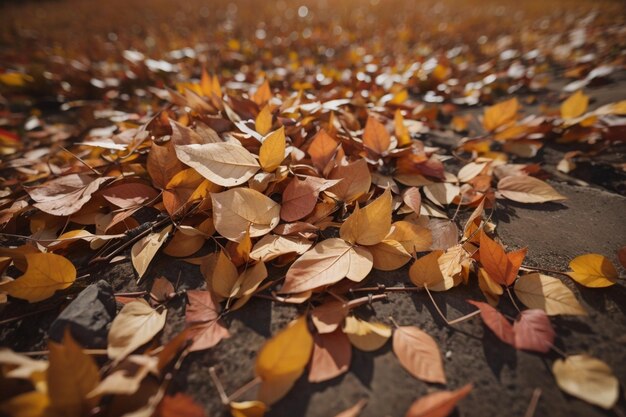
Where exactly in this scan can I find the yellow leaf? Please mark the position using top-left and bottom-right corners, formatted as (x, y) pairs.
(390, 89), (408, 105)
(0, 253), (76, 303)
(514, 273), (586, 315)
(204, 250), (239, 298)
(131, 225), (172, 279)
(47, 331), (100, 417)
(0, 72), (33, 87)
(259, 127), (286, 172)
(252, 80), (272, 106)
(369, 240), (411, 271)
(256, 106), (273, 136)
(387, 221), (432, 254)
(340, 189), (392, 246)
(231, 400), (267, 417)
(343, 316), (391, 351)
(107, 299), (167, 360)
(409, 251), (445, 289)
(561, 90), (589, 119)
(0, 391), (49, 417)
(394, 110), (412, 147)
(553, 355), (619, 409)
(483, 98), (518, 131)
(567, 254), (618, 288)
(211, 188), (281, 242)
(255, 316), (313, 404)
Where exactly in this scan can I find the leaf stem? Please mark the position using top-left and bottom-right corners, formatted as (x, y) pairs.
(523, 388), (542, 417)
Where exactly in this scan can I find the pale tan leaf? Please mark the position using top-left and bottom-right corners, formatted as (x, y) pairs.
(514, 273), (586, 316)
(497, 176), (566, 203)
(402, 187), (422, 213)
(130, 225), (172, 279)
(369, 240), (412, 271)
(175, 142), (259, 187)
(26, 174), (111, 216)
(393, 326), (446, 384)
(250, 234), (312, 262)
(553, 355), (619, 409)
(211, 188), (280, 242)
(423, 183), (459, 207)
(107, 299), (167, 360)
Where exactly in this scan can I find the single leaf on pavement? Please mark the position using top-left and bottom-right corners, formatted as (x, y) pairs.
(259, 127), (286, 172)
(211, 187), (280, 242)
(131, 225), (172, 280)
(107, 299), (167, 360)
(0, 252), (76, 303)
(552, 354), (619, 409)
(514, 273), (586, 316)
(343, 316), (391, 351)
(308, 329), (351, 383)
(567, 253), (618, 288)
(393, 326), (446, 384)
(404, 384), (473, 417)
(497, 176), (566, 203)
(513, 309), (555, 353)
(175, 142), (259, 187)
(47, 330), (100, 417)
(340, 189), (392, 246)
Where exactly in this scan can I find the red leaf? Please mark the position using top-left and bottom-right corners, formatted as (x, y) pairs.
(513, 309), (555, 353)
(467, 300), (515, 346)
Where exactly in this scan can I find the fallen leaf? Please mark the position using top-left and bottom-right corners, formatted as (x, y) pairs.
(202, 250), (239, 298)
(259, 127), (286, 172)
(308, 329), (351, 383)
(402, 187), (422, 213)
(340, 189), (392, 246)
(249, 234), (312, 262)
(513, 309), (555, 353)
(395, 110), (411, 147)
(393, 326), (446, 383)
(467, 300), (515, 346)
(47, 330), (100, 417)
(101, 181), (159, 209)
(409, 251), (450, 291)
(483, 98), (518, 131)
(0, 252), (76, 303)
(281, 238), (373, 293)
(514, 273), (586, 315)
(255, 316), (313, 404)
(343, 316), (391, 351)
(211, 188), (280, 242)
(311, 301), (349, 334)
(567, 253), (618, 288)
(231, 400), (267, 417)
(369, 240), (412, 271)
(388, 221), (432, 254)
(175, 142), (259, 187)
(308, 129), (339, 171)
(256, 106), (273, 136)
(479, 232), (526, 286)
(561, 90), (589, 119)
(0, 391), (49, 417)
(157, 393), (206, 417)
(423, 183), (459, 207)
(363, 115), (390, 155)
(107, 299), (167, 360)
(552, 355), (619, 409)
(131, 225), (172, 280)
(404, 384), (472, 417)
(281, 176), (340, 222)
(328, 159), (371, 202)
(26, 174), (111, 216)
(333, 399), (368, 417)
(497, 176), (566, 203)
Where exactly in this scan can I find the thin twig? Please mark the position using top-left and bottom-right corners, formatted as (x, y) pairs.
(520, 264), (570, 277)
(523, 388), (542, 417)
(507, 287), (521, 313)
(58, 145), (102, 176)
(227, 376), (262, 403)
(209, 367), (230, 405)
(424, 286), (480, 326)
(350, 284), (423, 294)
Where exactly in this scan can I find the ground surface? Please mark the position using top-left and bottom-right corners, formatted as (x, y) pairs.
(0, 1), (625, 417)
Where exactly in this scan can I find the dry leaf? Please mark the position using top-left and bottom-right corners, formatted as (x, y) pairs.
(311, 301), (349, 334)
(281, 176), (340, 222)
(334, 399), (368, 417)
(423, 183), (459, 207)
(211, 188), (280, 242)
(185, 290), (230, 351)
(26, 174), (111, 216)
(552, 355), (619, 409)
(250, 234), (312, 262)
(395, 110), (411, 147)
(567, 253), (618, 288)
(467, 300), (515, 346)
(175, 142), (259, 187)
(259, 127), (286, 172)
(0, 391), (49, 417)
(343, 316), (391, 351)
(363, 115), (390, 155)
(404, 384), (472, 417)
(513, 309), (555, 353)
(514, 273), (586, 315)
(107, 299), (167, 360)
(409, 251), (449, 291)
(393, 326), (446, 384)
(256, 106), (272, 135)
(157, 393), (206, 417)
(281, 238), (373, 293)
(497, 176), (566, 203)
(308, 329), (351, 383)
(388, 221), (432, 254)
(479, 232), (526, 286)
(561, 90), (589, 119)
(402, 187), (422, 213)
(340, 189), (392, 246)
(369, 240), (412, 271)
(131, 225), (172, 280)
(328, 159), (371, 202)
(255, 316), (313, 404)
(47, 330), (100, 417)
(0, 252), (76, 303)
(230, 400), (267, 417)
(483, 98), (518, 131)
(203, 250), (239, 298)
(308, 129), (339, 171)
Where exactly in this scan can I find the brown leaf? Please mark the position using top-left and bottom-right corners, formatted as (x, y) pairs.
(393, 326), (446, 384)
(363, 115), (390, 155)
(340, 189), (392, 246)
(311, 300), (349, 334)
(308, 129), (339, 171)
(147, 140), (185, 189)
(467, 300), (515, 346)
(101, 181), (159, 209)
(308, 329), (351, 383)
(157, 393), (206, 417)
(513, 309), (555, 353)
(281, 176), (340, 222)
(402, 187), (422, 213)
(26, 174), (111, 216)
(404, 384), (472, 417)
(185, 290), (230, 352)
(328, 159), (372, 203)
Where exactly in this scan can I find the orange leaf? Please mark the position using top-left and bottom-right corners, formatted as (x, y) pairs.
(404, 384), (472, 417)
(308, 129), (339, 172)
(479, 232), (526, 286)
(363, 115), (390, 155)
(393, 326), (446, 384)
